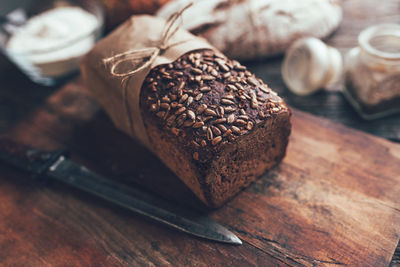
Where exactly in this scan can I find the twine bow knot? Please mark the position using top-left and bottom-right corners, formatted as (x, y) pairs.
(103, 3), (193, 78)
(101, 3), (194, 148)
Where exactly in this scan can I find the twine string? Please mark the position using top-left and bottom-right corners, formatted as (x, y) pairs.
(102, 3), (193, 141)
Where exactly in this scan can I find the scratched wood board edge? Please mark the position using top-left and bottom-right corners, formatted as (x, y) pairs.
(1, 79), (400, 266)
(203, 109), (400, 266)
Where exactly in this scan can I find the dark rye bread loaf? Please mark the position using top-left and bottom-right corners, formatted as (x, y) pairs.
(140, 49), (291, 207)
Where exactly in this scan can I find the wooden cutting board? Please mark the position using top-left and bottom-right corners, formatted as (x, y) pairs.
(0, 80), (399, 266)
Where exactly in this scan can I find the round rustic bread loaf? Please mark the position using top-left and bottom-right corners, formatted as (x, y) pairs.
(157, 0), (343, 60)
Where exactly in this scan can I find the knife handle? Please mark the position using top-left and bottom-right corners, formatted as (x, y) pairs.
(0, 139), (67, 178)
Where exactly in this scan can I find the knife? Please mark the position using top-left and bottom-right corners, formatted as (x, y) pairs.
(0, 139), (241, 245)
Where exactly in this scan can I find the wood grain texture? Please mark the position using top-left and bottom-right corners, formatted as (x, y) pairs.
(0, 79), (399, 266)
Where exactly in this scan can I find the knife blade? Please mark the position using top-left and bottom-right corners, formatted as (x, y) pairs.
(0, 140), (241, 245)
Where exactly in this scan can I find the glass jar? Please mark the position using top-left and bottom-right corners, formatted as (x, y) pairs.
(344, 24), (400, 119)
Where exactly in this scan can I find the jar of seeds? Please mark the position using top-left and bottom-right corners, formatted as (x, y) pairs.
(344, 24), (400, 119)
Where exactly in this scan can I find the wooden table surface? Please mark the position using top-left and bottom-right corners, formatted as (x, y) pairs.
(1, 81), (400, 266)
(0, 0), (399, 266)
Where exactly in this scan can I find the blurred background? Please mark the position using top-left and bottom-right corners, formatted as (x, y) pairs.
(0, 0), (399, 142)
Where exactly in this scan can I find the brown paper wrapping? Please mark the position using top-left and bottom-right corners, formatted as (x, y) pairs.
(81, 14), (213, 149)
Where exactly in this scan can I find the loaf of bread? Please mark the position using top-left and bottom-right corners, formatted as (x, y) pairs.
(141, 51), (291, 207)
(157, 0), (343, 60)
(81, 15), (291, 208)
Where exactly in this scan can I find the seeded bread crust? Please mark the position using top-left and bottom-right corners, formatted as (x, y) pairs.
(140, 49), (291, 207)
